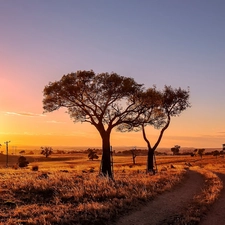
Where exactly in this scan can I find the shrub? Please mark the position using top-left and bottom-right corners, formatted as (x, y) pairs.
(18, 156), (29, 168)
(40, 146), (53, 158)
(87, 149), (99, 160)
(171, 145), (180, 155)
(32, 165), (39, 171)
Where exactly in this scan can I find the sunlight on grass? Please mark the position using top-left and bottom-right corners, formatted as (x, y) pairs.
(0, 154), (224, 224)
(0, 165), (185, 225)
(166, 165), (223, 224)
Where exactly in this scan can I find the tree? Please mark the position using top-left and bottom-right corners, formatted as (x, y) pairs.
(120, 86), (190, 172)
(143, 86), (190, 172)
(171, 145), (180, 155)
(130, 147), (137, 165)
(41, 147), (53, 158)
(43, 70), (144, 177)
(18, 156), (29, 167)
(87, 149), (99, 160)
(213, 150), (220, 159)
(194, 148), (205, 158)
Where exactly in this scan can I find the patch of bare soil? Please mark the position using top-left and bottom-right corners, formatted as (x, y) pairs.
(110, 170), (204, 225)
(200, 173), (225, 225)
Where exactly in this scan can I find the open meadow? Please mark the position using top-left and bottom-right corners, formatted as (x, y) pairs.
(0, 152), (224, 225)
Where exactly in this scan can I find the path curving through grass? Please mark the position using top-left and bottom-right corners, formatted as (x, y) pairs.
(200, 173), (225, 225)
(111, 169), (204, 225)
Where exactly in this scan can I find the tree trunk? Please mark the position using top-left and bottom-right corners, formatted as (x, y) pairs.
(101, 132), (112, 177)
(142, 125), (155, 173)
(147, 148), (155, 173)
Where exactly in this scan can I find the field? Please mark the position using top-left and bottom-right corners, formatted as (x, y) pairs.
(0, 152), (224, 225)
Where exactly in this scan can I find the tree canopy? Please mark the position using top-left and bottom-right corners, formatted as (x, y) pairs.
(43, 70), (191, 175)
(143, 86), (190, 171)
(171, 145), (181, 155)
(118, 85), (191, 172)
(43, 70), (145, 177)
(41, 147), (53, 158)
(43, 71), (144, 128)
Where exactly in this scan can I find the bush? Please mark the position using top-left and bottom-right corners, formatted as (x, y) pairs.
(87, 149), (99, 160)
(18, 156), (29, 168)
(32, 165), (39, 171)
(40, 147), (53, 158)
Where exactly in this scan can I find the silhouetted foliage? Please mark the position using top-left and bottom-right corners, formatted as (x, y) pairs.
(32, 165), (39, 171)
(115, 149), (148, 156)
(41, 147), (53, 158)
(193, 149), (205, 158)
(130, 148), (137, 164)
(19, 150), (25, 154)
(18, 156), (29, 167)
(213, 150), (220, 158)
(56, 150), (66, 154)
(43, 70), (144, 177)
(171, 145), (180, 155)
(87, 149), (99, 160)
(119, 86), (191, 172)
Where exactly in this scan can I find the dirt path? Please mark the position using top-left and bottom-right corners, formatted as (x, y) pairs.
(110, 170), (204, 225)
(200, 173), (225, 225)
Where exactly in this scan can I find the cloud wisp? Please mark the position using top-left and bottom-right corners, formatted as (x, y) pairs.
(5, 111), (45, 117)
(46, 120), (65, 124)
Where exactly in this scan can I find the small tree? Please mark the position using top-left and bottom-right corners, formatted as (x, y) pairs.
(213, 150), (220, 159)
(194, 148), (205, 158)
(18, 156), (29, 167)
(41, 147), (53, 158)
(171, 145), (180, 155)
(87, 149), (99, 160)
(130, 147), (137, 164)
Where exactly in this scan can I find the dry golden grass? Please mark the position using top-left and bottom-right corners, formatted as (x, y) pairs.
(0, 153), (224, 224)
(0, 162), (186, 225)
(165, 157), (224, 225)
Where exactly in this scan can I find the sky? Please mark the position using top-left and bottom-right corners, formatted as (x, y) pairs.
(0, 0), (225, 150)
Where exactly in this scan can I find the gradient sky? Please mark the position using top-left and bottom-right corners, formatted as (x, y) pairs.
(1, 0), (225, 150)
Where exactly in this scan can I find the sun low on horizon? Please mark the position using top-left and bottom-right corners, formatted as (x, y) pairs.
(1, 103), (224, 151)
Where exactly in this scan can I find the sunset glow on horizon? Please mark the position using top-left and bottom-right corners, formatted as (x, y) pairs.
(1, 1), (225, 150)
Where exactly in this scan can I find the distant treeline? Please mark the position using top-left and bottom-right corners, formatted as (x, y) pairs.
(9, 148), (224, 157)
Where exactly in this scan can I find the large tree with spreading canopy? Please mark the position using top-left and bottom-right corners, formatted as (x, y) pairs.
(143, 86), (191, 172)
(43, 70), (144, 177)
(119, 86), (191, 172)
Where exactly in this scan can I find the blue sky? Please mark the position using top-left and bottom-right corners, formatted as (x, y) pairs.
(0, 0), (225, 148)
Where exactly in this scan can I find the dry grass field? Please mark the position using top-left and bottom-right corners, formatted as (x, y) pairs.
(0, 152), (224, 225)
